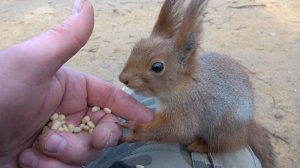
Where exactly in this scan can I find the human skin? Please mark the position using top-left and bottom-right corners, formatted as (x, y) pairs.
(0, 0), (153, 167)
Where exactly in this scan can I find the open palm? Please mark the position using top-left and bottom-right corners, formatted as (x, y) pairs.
(0, 1), (152, 167)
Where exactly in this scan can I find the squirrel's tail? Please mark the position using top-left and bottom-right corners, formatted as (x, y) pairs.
(247, 121), (276, 168)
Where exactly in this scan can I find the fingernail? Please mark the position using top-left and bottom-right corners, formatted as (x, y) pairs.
(100, 128), (117, 147)
(106, 130), (118, 147)
(72, 0), (86, 14)
(20, 151), (38, 168)
(43, 133), (67, 154)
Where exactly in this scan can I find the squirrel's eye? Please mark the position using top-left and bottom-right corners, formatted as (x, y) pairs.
(151, 62), (164, 73)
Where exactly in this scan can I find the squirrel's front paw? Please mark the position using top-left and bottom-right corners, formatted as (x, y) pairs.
(118, 120), (144, 143)
(118, 120), (138, 130)
(186, 138), (209, 153)
(118, 115), (167, 143)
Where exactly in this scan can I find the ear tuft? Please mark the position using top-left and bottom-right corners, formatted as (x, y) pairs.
(151, 0), (184, 38)
(174, 0), (208, 62)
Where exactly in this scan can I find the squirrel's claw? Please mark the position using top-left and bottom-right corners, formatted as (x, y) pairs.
(117, 120), (137, 130)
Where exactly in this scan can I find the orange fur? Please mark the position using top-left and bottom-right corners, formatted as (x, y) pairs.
(121, 112), (192, 143)
(119, 0), (275, 167)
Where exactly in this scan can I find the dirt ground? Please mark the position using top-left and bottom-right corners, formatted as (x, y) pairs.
(0, 0), (299, 167)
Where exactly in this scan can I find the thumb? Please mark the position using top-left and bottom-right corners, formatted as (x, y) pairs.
(0, 0), (94, 82)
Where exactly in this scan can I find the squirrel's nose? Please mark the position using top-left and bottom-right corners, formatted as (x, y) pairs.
(119, 73), (129, 85)
(123, 80), (129, 85)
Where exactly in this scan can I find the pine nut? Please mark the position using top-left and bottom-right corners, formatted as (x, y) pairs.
(50, 113), (59, 121)
(79, 124), (86, 128)
(83, 125), (90, 131)
(67, 124), (75, 133)
(63, 124), (69, 132)
(74, 127), (82, 133)
(58, 114), (66, 121)
(87, 121), (95, 129)
(82, 116), (90, 124)
(91, 106), (100, 112)
(51, 120), (62, 130)
(103, 108), (112, 114)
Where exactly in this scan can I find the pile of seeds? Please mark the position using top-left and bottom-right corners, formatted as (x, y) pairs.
(32, 106), (112, 149)
(42, 106), (112, 135)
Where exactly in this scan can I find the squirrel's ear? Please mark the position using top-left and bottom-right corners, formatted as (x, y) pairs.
(151, 0), (184, 38)
(175, 0), (208, 61)
(176, 30), (197, 62)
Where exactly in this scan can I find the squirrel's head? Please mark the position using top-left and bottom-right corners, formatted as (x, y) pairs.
(119, 0), (208, 98)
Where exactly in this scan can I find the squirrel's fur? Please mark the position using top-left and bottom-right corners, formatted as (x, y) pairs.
(119, 0), (275, 167)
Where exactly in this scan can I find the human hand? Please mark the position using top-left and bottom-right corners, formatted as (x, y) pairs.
(0, 0), (153, 167)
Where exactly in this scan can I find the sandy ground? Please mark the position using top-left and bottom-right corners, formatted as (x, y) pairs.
(0, 0), (299, 167)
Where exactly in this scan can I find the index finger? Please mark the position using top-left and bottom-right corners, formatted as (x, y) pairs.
(85, 74), (153, 123)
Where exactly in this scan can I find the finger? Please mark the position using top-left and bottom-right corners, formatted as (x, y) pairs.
(85, 74), (153, 123)
(19, 149), (80, 168)
(0, 0), (94, 82)
(37, 130), (100, 165)
(92, 114), (122, 149)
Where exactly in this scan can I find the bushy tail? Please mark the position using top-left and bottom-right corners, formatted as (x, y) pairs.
(248, 121), (276, 168)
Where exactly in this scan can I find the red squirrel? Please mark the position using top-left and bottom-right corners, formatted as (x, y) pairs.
(118, 0), (275, 167)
